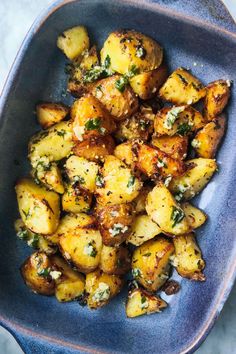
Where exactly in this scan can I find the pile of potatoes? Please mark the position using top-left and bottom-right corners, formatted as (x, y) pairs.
(15, 26), (230, 317)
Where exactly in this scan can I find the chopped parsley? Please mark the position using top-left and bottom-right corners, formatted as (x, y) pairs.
(157, 158), (167, 168)
(164, 106), (185, 129)
(127, 175), (135, 188)
(115, 65), (139, 92)
(37, 267), (51, 277)
(17, 229), (28, 241)
(95, 174), (105, 188)
(171, 206), (185, 228)
(27, 234), (39, 248)
(83, 66), (105, 83)
(177, 122), (193, 136)
(104, 55), (111, 69)
(83, 241), (97, 258)
(85, 118), (101, 131)
(109, 223), (128, 237)
(132, 268), (142, 278)
(92, 282), (110, 302)
(73, 175), (85, 184)
(140, 295), (149, 310)
(56, 129), (67, 138)
(139, 119), (150, 131)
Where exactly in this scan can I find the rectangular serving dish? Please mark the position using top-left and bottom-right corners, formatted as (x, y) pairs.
(0, 1), (236, 353)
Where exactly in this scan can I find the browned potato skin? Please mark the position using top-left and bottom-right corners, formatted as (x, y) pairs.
(136, 142), (187, 179)
(152, 135), (188, 160)
(159, 67), (206, 105)
(154, 106), (206, 137)
(132, 237), (174, 292)
(129, 64), (168, 100)
(192, 115), (226, 158)
(73, 135), (115, 162)
(96, 203), (134, 246)
(67, 79), (94, 98)
(91, 75), (139, 121)
(115, 112), (154, 142)
(71, 94), (116, 141)
(21, 252), (55, 295)
(100, 245), (131, 275)
(114, 140), (138, 170)
(62, 183), (92, 213)
(36, 103), (69, 129)
(204, 80), (230, 120)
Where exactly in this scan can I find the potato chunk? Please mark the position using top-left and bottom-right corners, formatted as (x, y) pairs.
(191, 116), (226, 158)
(132, 237), (174, 291)
(136, 143), (187, 179)
(159, 67), (206, 105)
(21, 252), (55, 295)
(15, 178), (60, 234)
(28, 121), (74, 165)
(169, 158), (217, 200)
(47, 213), (95, 245)
(146, 183), (189, 236)
(114, 141), (138, 169)
(204, 80), (230, 120)
(129, 64), (168, 99)
(96, 203), (133, 246)
(152, 135), (188, 160)
(36, 103), (69, 129)
(32, 160), (64, 194)
(173, 233), (205, 281)
(101, 30), (163, 75)
(85, 269), (124, 309)
(127, 214), (161, 246)
(71, 94), (116, 141)
(181, 202), (207, 230)
(62, 183), (92, 213)
(73, 135), (115, 162)
(65, 155), (99, 193)
(51, 255), (85, 302)
(154, 106), (206, 137)
(59, 227), (102, 273)
(126, 287), (167, 318)
(132, 186), (152, 214)
(96, 155), (142, 206)
(57, 26), (89, 60)
(100, 245), (131, 275)
(92, 75), (138, 120)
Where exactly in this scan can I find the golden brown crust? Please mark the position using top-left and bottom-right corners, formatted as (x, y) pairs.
(73, 135), (115, 162)
(204, 80), (230, 120)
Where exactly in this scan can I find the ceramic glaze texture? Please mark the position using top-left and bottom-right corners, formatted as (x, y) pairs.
(0, 1), (236, 354)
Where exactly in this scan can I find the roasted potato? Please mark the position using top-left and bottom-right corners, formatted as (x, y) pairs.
(159, 67), (206, 105)
(100, 245), (131, 275)
(100, 30), (163, 75)
(29, 121), (74, 166)
(114, 140), (138, 169)
(146, 183), (189, 236)
(132, 186), (152, 214)
(152, 135), (188, 160)
(154, 106), (206, 137)
(204, 80), (230, 120)
(15, 219), (57, 254)
(80, 46), (99, 70)
(36, 103), (69, 129)
(126, 287), (167, 318)
(73, 135), (115, 162)
(59, 226), (102, 273)
(115, 112), (154, 141)
(181, 202), (207, 231)
(129, 64), (168, 99)
(65, 155), (99, 193)
(51, 255), (85, 302)
(57, 26), (89, 60)
(136, 143), (187, 179)
(127, 214), (161, 246)
(62, 183), (92, 213)
(21, 252), (55, 295)
(46, 212), (95, 245)
(96, 155), (142, 206)
(132, 237), (174, 291)
(169, 158), (217, 200)
(85, 269), (124, 309)
(71, 94), (116, 141)
(173, 233), (205, 281)
(91, 75), (138, 120)
(96, 203), (133, 246)
(191, 116), (226, 158)
(32, 160), (64, 194)
(15, 178), (60, 235)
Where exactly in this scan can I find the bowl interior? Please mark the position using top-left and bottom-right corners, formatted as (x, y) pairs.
(0, 1), (236, 353)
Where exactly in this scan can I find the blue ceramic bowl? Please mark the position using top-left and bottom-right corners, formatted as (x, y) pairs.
(0, 1), (236, 353)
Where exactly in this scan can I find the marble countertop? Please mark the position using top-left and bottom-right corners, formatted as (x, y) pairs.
(0, 1), (235, 353)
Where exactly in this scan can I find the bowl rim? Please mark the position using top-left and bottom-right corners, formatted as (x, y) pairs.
(0, 1), (236, 353)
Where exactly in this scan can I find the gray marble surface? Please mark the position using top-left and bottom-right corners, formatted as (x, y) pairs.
(0, 1), (235, 353)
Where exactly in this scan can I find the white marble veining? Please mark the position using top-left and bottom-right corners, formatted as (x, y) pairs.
(0, 1), (235, 353)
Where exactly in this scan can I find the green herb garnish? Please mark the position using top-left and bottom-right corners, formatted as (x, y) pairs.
(127, 175), (135, 188)
(177, 122), (192, 136)
(37, 267), (51, 277)
(104, 55), (111, 69)
(95, 174), (105, 188)
(56, 129), (66, 138)
(17, 229), (28, 241)
(171, 206), (185, 227)
(73, 175), (85, 184)
(85, 118), (101, 131)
